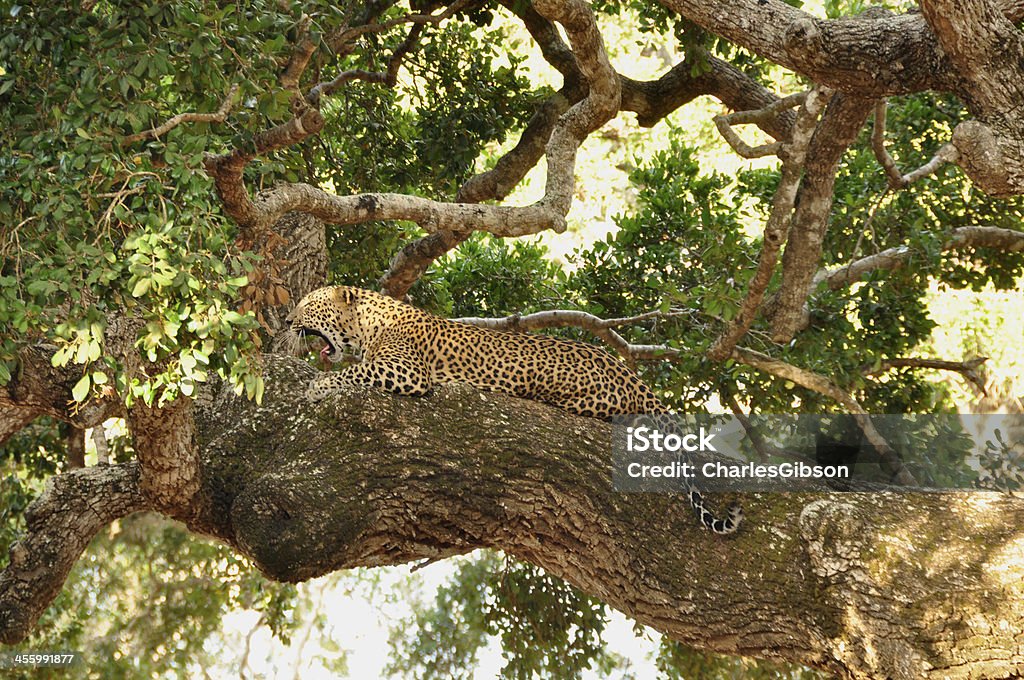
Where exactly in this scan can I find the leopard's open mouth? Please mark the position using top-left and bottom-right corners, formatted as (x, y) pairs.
(297, 327), (337, 363)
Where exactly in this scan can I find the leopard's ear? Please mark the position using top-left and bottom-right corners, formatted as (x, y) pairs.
(335, 286), (356, 306)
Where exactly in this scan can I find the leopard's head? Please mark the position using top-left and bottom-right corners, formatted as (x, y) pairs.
(287, 286), (366, 363)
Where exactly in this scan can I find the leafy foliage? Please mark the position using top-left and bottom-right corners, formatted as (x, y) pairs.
(386, 553), (621, 679)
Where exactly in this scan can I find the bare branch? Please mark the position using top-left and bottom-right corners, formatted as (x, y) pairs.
(705, 87), (831, 362)
(327, 0), (476, 47)
(903, 143), (959, 185)
(730, 347), (918, 486)
(122, 85), (239, 145)
(457, 89), (580, 205)
(280, 15), (316, 91)
(377, 10), (808, 299)
(92, 426), (110, 465)
(379, 231), (471, 300)
(207, 0), (619, 272)
(712, 90), (807, 159)
(530, 0), (620, 215)
(863, 356), (989, 395)
(203, 107), (327, 238)
(457, 310), (643, 369)
(871, 100), (905, 188)
(624, 55), (795, 137)
(872, 101), (960, 189)
(815, 225), (1024, 289)
(509, 0), (795, 137)
(310, 23), (425, 99)
(651, 0), (1023, 97)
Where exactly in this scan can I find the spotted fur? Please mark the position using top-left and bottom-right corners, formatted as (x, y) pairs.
(287, 285), (741, 534)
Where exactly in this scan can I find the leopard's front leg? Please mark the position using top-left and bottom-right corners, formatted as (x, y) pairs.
(306, 347), (432, 401)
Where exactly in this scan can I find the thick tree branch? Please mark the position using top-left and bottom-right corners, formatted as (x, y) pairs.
(127, 399), (200, 517)
(203, 107), (327, 240)
(919, 0), (1024, 197)
(379, 230), (471, 299)
(768, 93), (875, 342)
(5, 356), (1022, 678)
(652, 0), (1024, 97)
(623, 55), (796, 136)
(87, 358), (1024, 676)
(0, 462), (149, 644)
(706, 88), (830, 361)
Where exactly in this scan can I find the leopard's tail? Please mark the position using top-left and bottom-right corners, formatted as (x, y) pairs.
(687, 484), (743, 535)
(643, 403), (743, 535)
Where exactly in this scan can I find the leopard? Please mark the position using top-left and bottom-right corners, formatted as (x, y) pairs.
(287, 285), (742, 534)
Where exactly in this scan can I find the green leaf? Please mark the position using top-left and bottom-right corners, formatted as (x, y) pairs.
(51, 346), (70, 367)
(71, 373), (91, 402)
(132, 278), (151, 297)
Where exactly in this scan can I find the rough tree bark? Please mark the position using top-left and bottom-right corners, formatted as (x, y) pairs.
(3, 356), (1022, 679)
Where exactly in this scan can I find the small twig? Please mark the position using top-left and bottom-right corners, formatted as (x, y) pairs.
(871, 100), (959, 188)
(410, 554), (447, 572)
(94, 185), (148, 200)
(96, 171), (161, 238)
(122, 84), (239, 145)
(712, 90), (808, 159)
(238, 613), (266, 680)
(871, 100), (906, 188)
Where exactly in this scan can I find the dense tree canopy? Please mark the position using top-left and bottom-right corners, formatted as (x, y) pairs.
(2, 0), (1023, 677)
